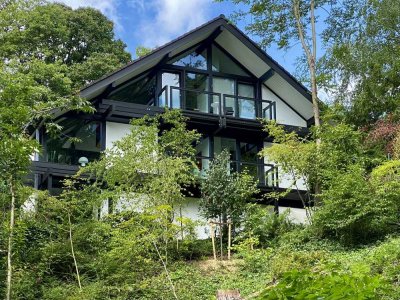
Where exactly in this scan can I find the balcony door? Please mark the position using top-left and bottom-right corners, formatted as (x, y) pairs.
(212, 77), (235, 115)
(160, 72), (181, 108)
(238, 83), (256, 119)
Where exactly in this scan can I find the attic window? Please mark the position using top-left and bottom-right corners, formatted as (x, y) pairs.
(169, 49), (207, 70)
(211, 45), (249, 77)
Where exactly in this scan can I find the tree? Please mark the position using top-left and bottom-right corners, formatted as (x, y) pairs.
(200, 149), (258, 249)
(217, 0), (335, 128)
(0, 0), (131, 88)
(0, 1), (133, 295)
(136, 46), (153, 58)
(0, 57), (95, 298)
(261, 117), (370, 223)
(321, 0), (400, 127)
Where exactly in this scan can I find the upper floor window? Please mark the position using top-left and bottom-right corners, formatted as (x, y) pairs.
(170, 49), (207, 70)
(211, 44), (249, 77)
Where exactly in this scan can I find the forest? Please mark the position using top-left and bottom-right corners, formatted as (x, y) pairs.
(1, 0), (400, 299)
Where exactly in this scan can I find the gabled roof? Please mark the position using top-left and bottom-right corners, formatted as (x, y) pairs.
(80, 15), (313, 120)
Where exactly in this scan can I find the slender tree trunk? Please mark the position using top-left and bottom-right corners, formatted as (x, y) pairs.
(310, 0), (320, 129)
(6, 177), (16, 300)
(152, 241), (178, 300)
(219, 215), (223, 260)
(68, 213), (82, 290)
(292, 0), (321, 128)
(293, 0), (322, 200)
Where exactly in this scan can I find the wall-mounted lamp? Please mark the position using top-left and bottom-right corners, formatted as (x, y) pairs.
(78, 157), (89, 167)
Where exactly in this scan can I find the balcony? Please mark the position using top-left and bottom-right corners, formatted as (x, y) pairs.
(156, 86), (276, 121)
(195, 156), (279, 189)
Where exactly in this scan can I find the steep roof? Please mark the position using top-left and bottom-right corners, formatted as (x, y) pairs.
(80, 15), (313, 120)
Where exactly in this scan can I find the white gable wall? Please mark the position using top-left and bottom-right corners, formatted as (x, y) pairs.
(265, 75), (313, 120)
(262, 86), (307, 127)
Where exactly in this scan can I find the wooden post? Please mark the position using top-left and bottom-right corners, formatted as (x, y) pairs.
(228, 222), (232, 260)
(210, 223), (217, 260)
(219, 223), (223, 260)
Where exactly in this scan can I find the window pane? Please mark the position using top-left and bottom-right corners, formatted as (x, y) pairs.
(240, 142), (258, 163)
(195, 137), (210, 176)
(238, 83), (256, 119)
(170, 49), (207, 70)
(184, 73), (209, 112)
(238, 83), (255, 98)
(160, 72), (180, 108)
(240, 142), (259, 181)
(44, 119), (101, 165)
(212, 45), (249, 76)
(213, 77), (235, 116)
(214, 137), (237, 160)
(109, 74), (156, 104)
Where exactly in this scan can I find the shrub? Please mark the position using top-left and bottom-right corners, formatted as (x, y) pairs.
(239, 204), (295, 247)
(259, 267), (389, 300)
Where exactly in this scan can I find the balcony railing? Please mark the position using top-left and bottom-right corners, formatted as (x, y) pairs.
(195, 156), (279, 188)
(156, 86), (276, 121)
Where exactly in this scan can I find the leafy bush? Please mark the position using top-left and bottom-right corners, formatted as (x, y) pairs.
(239, 204), (296, 247)
(259, 267), (389, 300)
(313, 163), (400, 244)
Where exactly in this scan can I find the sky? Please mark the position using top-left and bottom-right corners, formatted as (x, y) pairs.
(53, 0), (313, 76)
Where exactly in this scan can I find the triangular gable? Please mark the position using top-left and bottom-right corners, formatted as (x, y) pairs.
(80, 15), (313, 121)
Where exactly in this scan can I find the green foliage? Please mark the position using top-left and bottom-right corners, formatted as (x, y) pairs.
(135, 46), (153, 58)
(321, 0), (400, 126)
(200, 149), (259, 226)
(239, 204), (295, 247)
(0, 0), (131, 89)
(259, 267), (388, 300)
(262, 119), (400, 244)
(216, 0), (331, 51)
(84, 109), (200, 209)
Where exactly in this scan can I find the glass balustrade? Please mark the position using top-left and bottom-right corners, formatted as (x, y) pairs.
(194, 156), (278, 188)
(157, 85), (276, 121)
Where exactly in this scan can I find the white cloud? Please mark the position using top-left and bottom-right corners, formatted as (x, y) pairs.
(50, 0), (122, 31)
(49, 0), (214, 50)
(133, 0), (212, 47)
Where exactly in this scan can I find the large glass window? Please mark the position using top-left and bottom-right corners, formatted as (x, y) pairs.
(195, 137), (210, 176)
(214, 137), (238, 172)
(160, 72), (181, 108)
(44, 119), (102, 165)
(170, 49), (207, 70)
(240, 142), (258, 180)
(109, 74), (156, 105)
(212, 77), (235, 115)
(238, 83), (256, 119)
(184, 73), (209, 113)
(211, 45), (249, 76)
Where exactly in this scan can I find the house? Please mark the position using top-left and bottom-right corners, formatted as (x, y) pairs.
(29, 15), (314, 236)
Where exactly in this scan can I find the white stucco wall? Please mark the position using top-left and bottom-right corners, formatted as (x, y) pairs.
(279, 206), (309, 224)
(262, 86), (307, 127)
(105, 122), (132, 149)
(176, 198), (209, 239)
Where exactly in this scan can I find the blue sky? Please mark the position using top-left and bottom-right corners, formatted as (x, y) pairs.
(55, 0), (312, 75)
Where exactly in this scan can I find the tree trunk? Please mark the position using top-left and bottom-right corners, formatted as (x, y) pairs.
(68, 213), (82, 290)
(292, 0), (321, 128)
(6, 177), (16, 300)
(293, 0), (322, 199)
(310, 0), (321, 129)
